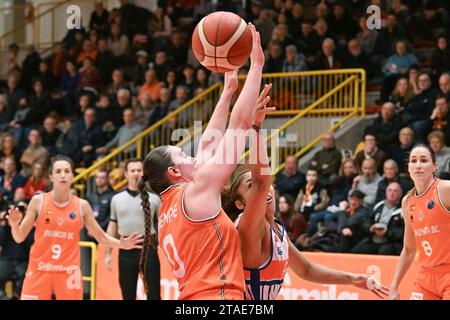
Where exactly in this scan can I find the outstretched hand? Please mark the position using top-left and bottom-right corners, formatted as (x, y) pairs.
(120, 232), (144, 250)
(224, 69), (239, 93)
(352, 274), (390, 299)
(249, 23), (264, 67)
(253, 83), (275, 127)
(7, 207), (23, 226)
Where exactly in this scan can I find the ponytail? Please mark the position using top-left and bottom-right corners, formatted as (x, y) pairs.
(138, 176), (156, 294)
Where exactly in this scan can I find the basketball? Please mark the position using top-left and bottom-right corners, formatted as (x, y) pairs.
(191, 11), (253, 73)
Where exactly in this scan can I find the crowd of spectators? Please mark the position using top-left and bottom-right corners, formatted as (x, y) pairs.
(1, 0), (450, 299)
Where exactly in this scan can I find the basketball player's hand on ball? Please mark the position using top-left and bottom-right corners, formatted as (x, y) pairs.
(7, 207), (24, 226)
(248, 23), (264, 67)
(253, 83), (275, 127)
(119, 231), (144, 250)
(224, 70), (238, 93)
(352, 274), (390, 299)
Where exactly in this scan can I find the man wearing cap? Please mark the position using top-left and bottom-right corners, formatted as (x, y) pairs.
(132, 50), (149, 86)
(335, 190), (371, 253)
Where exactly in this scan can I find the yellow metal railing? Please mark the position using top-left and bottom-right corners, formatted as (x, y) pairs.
(73, 69), (365, 194)
(0, 1), (71, 50)
(72, 83), (223, 196)
(79, 241), (97, 300)
(239, 69), (366, 174)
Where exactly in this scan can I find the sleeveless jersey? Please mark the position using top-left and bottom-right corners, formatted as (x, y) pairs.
(158, 183), (245, 300)
(235, 216), (289, 300)
(28, 192), (83, 272)
(407, 178), (450, 271)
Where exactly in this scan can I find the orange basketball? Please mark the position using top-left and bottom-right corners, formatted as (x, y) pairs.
(191, 11), (253, 73)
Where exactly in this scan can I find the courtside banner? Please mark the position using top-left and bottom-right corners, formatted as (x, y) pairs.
(95, 244), (419, 300)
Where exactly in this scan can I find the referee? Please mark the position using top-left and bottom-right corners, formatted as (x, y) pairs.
(105, 158), (161, 300)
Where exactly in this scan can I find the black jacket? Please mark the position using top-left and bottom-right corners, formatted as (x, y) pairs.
(86, 187), (115, 233)
(363, 200), (404, 245)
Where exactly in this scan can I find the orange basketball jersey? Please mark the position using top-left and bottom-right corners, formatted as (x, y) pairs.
(407, 178), (450, 271)
(28, 192), (83, 272)
(158, 183), (245, 300)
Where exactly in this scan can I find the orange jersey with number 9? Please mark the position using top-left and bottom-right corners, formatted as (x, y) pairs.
(158, 183), (245, 300)
(28, 192), (83, 272)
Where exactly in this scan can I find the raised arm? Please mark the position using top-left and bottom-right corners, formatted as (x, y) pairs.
(195, 70), (238, 165)
(9, 194), (40, 243)
(81, 199), (142, 250)
(184, 24), (267, 219)
(235, 92), (275, 267)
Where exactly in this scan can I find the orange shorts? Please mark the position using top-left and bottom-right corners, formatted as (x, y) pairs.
(410, 270), (450, 300)
(21, 266), (82, 300)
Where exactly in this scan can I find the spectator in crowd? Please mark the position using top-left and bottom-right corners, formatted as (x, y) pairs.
(314, 38), (343, 70)
(264, 41), (284, 73)
(379, 14), (406, 56)
(328, 2), (357, 43)
(365, 102), (403, 157)
(58, 60), (79, 116)
(427, 131), (450, 178)
(25, 78), (54, 126)
(40, 115), (61, 157)
(164, 70), (178, 101)
(356, 16), (379, 57)
(108, 23), (130, 58)
(427, 96), (450, 145)
(0, 209), (33, 300)
(96, 108), (143, 155)
(352, 182), (404, 255)
(439, 73), (449, 101)
(148, 7), (172, 50)
(277, 194), (306, 245)
(271, 24), (294, 51)
(1, 44), (21, 80)
(107, 69), (129, 99)
(0, 157), (26, 203)
(314, 19), (334, 48)
(193, 67), (210, 91)
(335, 190), (370, 253)
(403, 72), (440, 142)
(105, 159), (160, 300)
(180, 65), (195, 98)
(392, 127), (415, 176)
(148, 88), (169, 127)
(23, 162), (47, 201)
(138, 69), (162, 104)
(78, 57), (102, 92)
(343, 39), (372, 77)
(95, 93), (117, 141)
(96, 37), (116, 86)
(307, 159), (358, 237)
(380, 40), (418, 102)
(254, 9), (276, 49)
(389, 76), (414, 115)
(0, 95), (14, 132)
(131, 50), (149, 86)
(71, 107), (105, 167)
(168, 85), (189, 113)
(86, 169), (115, 234)
(21, 45), (41, 90)
(309, 132), (342, 184)
(19, 130), (49, 178)
(134, 92), (155, 128)
(294, 168), (330, 222)
(274, 155), (306, 200)
(375, 159), (412, 204)
(0, 133), (20, 172)
(352, 158), (383, 207)
(354, 133), (387, 174)
(37, 61), (56, 91)
(282, 45), (308, 72)
(296, 20), (320, 61)
(430, 35), (450, 81)
(48, 42), (67, 81)
(77, 39), (98, 64)
(1, 72), (26, 110)
(112, 88), (133, 127)
(153, 51), (171, 84)
(89, 1), (110, 35)
(167, 31), (188, 69)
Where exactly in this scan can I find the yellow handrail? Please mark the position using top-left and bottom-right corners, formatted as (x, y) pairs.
(73, 69), (366, 195)
(0, 1), (70, 49)
(79, 241), (97, 300)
